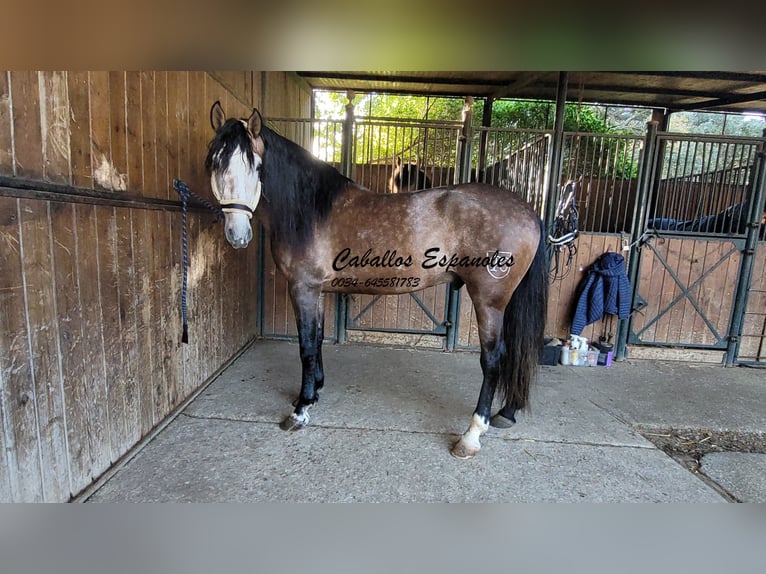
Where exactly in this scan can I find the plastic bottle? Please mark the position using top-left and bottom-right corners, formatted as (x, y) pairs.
(560, 343), (571, 365)
(570, 347), (579, 366)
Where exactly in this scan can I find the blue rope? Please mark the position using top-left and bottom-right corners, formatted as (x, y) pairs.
(173, 179), (224, 344)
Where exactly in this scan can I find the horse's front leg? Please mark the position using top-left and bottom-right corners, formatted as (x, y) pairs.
(280, 286), (323, 431)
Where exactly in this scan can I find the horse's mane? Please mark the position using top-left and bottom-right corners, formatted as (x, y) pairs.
(259, 124), (352, 249)
(205, 118), (256, 174)
(206, 119), (351, 250)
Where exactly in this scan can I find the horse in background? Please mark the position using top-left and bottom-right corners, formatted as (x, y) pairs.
(388, 157), (433, 193)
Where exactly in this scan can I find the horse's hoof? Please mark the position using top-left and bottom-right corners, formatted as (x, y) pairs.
(450, 440), (479, 459)
(279, 413), (308, 431)
(490, 412), (516, 429)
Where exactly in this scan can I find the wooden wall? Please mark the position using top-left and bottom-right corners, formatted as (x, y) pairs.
(739, 243), (766, 362)
(0, 71), (311, 502)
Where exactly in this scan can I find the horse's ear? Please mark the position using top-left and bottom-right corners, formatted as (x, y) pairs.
(247, 108), (262, 137)
(395, 156), (402, 167)
(210, 101), (226, 131)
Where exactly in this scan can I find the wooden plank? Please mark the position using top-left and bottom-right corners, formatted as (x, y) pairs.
(666, 237), (692, 344)
(17, 198), (70, 501)
(73, 203), (111, 477)
(740, 244), (766, 360)
(132, 210), (156, 436)
(164, 75), (183, 405)
(187, 71), (207, 192)
(162, 210), (181, 410)
(10, 71), (43, 180)
(191, 216), (214, 379)
(170, 72), (193, 396)
(50, 201), (92, 495)
(88, 71), (117, 192)
(125, 72), (143, 194)
(95, 205), (127, 459)
(115, 207), (143, 446)
(108, 72), (128, 191)
(66, 71), (92, 189)
(688, 239), (716, 345)
(155, 72), (170, 200)
(182, 212), (201, 393)
(176, 72), (191, 184)
(1, 71), (14, 176)
(148, 209), (169, 423)
(184, 72), (206, 389)
(140, 72), (158, 198)
(39, 71), (71, 184)
(0, 197), (43, 501)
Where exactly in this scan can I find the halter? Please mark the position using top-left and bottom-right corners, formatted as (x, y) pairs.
(210, 172), (261, 219)
(209, 119), (262, 219)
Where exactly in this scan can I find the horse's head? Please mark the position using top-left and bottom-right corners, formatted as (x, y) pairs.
(206, 101), (264, 249)
(388, 157), (432, 193)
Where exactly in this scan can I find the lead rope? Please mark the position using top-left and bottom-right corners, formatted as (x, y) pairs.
(173, 179), (224, 344)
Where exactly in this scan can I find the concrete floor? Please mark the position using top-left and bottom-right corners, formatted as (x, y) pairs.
(86, 340), (766, 502)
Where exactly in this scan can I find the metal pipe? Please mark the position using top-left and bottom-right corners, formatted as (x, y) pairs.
(544, 72), (568, 232)
(726, 141), (766, 365)
(615, 120), (659, 360)
(446, 97), (475, 350)
(335, 91), (356, 344)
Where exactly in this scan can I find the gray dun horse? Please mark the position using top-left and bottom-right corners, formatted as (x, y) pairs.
(205, 102), (548, 458)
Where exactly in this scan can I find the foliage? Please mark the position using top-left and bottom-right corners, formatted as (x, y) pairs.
(312, 90), (765, 182)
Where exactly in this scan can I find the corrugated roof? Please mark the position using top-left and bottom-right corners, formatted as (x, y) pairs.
(296, 71), (766, 114)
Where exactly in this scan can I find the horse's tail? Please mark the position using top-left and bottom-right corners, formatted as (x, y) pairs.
(499, 217), (549, 410)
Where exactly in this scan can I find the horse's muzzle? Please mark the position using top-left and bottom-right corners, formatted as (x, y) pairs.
(225, 223), (253, 249)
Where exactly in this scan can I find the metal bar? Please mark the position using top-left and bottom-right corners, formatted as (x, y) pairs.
(543, 73), (568, 232)
(727, 142), (766, 364)
(445, 284), (460, 351)
(335, 94), (355, 344)
(617, 120), (657, 360)
(0, 177), (194, 212)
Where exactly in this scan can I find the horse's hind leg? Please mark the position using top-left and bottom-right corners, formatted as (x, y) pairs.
(280, 286), (323, 431)
(451, 305), (504, 459)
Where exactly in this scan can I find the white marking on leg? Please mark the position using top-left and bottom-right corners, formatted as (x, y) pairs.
(290, 410), (310, 427)
(455, 413), (489, 456)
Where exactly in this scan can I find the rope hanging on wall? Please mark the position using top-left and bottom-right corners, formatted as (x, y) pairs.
(173, 179), (224, 344)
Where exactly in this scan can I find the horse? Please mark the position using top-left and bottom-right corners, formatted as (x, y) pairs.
(205, 101), (548, 459)
(388, 157), (433, 193)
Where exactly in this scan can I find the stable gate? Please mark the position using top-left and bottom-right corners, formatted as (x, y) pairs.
(626, 131), (766, 364)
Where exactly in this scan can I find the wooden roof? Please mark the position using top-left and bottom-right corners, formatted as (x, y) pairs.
(296, 71), (766, 115)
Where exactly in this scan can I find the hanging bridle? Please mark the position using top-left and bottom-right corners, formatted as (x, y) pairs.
(547, 180), (580, 281)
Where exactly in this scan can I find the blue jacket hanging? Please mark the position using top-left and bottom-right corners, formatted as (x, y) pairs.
(571, 251), (632, 336)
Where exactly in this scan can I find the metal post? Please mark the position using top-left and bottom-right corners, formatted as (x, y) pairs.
(456, 96), (474, 184)
(615, 121), (659, 360)
(726, 140), (766, 365)
(544, 72), (568, 232)
(335, 91), (355, 344)
(477, 96), (494, 182)
(445, 97), (474, 351)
